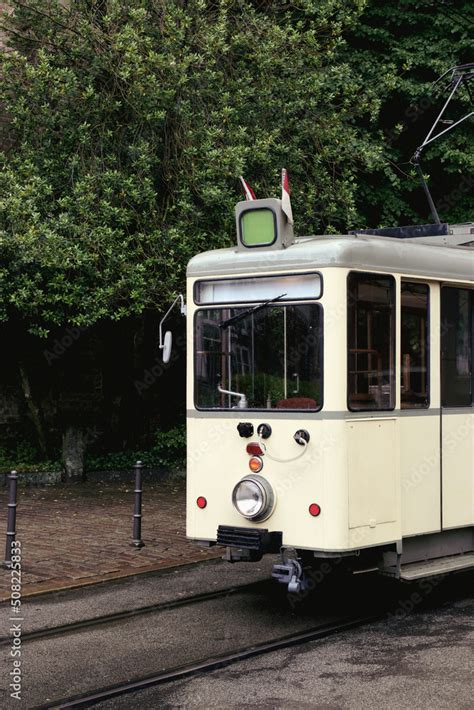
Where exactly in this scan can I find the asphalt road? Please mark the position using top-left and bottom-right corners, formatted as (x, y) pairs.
(0, 558), (472, 709)
(123, 589), (474, 710)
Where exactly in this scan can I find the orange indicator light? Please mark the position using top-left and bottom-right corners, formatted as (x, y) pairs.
(249, 456), (263, 473)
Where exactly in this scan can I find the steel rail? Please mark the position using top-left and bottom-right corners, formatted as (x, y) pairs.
(0, 578), (269, 647)
(35, 612), (383, 710)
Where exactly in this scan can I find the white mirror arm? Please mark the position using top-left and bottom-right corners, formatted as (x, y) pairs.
(218, 384), (248, 409)
(159, 295), (186, 350)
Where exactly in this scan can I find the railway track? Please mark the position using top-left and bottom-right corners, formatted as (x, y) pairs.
(0, 578), (270, 647)
(20, 569), (472, 709)
(35, 611), (383, 709)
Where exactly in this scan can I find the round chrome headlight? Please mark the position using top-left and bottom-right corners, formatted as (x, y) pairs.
(232, 475), (275, 522)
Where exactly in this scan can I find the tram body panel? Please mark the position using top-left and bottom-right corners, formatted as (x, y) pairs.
(400, 414), (441, 536)
(442, 410), (474, 529)
(187, 415), (410, 552)
(186, 416), (349, 550)
(347, 418), (400, 529)
(346, 417), (402, 550)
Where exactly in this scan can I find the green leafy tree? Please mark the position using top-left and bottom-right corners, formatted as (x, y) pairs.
(347, 0), (474, 226)
(0, 0), (384, 340)
(0, 0), (386, 464)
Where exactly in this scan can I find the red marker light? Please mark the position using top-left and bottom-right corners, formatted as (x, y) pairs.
(309, 503), (321, 517)
(246, 442), (265, 456)
(197, 496), (207, 509)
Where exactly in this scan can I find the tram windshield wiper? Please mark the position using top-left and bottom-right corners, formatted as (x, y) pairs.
(219, 294), (287, 330)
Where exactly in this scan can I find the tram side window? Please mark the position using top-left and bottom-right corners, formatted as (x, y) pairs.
(441, 288), (473, 407)
(348, 273), (395, 411)
(401, 283), (429, 408)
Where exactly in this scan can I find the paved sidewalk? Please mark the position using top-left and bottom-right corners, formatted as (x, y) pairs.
(0, 476), (220, 601)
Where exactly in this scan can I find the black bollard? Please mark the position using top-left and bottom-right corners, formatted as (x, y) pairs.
(131, 461), (145, 548)
(4, 470), (18, 569)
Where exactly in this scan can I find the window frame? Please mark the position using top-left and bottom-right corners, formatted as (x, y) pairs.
(400, 280), (430, 410)
(440, 285), (473, 409)
(193, 271), (324, 306)
(193, 301), (324, 412)
(347, 271), (396, 413)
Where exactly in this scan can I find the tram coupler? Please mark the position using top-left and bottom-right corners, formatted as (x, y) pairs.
(272, 558), (308, 594)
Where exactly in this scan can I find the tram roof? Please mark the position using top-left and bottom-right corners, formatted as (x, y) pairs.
(187, 232), (474, 283)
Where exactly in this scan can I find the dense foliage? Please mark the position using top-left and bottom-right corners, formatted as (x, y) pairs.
(0, 424), (186, 473)
(85, 424), (186, 472)
(0, 0), (383, 337)
(348, 0), (474, 226)
(1, 1), (472, 338)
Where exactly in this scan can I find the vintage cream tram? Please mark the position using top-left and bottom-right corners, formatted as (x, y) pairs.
(173, 185), (474, 592)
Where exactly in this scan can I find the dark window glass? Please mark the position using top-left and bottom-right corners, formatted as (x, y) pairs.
(348, 273), (395, 411)
(401, 283), (429, 408)
(441, 288), (472, 407)
(195, 304), (322, 410)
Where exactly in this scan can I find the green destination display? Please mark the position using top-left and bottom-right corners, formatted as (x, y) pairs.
(240, 208), (276, 247)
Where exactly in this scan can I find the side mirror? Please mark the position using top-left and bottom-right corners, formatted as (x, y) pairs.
(159, 294), (186, 363)
(162, 330), (173, 364)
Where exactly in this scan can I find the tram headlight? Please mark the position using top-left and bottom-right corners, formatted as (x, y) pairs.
(232, 475), (275, 522)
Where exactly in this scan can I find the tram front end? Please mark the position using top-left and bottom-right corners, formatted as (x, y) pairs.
(186, 191), (351, 593)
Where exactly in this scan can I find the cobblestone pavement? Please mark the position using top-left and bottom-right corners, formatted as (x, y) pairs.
(0, 476), (220, 601)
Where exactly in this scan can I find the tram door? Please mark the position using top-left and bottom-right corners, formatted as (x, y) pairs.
(399, 282), (441, 537)
(347, 273), (399, 533)
(440, 287), (474, 530)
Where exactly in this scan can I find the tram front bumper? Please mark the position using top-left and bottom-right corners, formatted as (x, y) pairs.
(217, 525), (282, 561)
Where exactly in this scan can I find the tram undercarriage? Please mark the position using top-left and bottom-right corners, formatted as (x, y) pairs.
(218, 527), (474, 593)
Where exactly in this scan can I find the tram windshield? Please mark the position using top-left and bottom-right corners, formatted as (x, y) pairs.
(195, 304), (322, 410)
